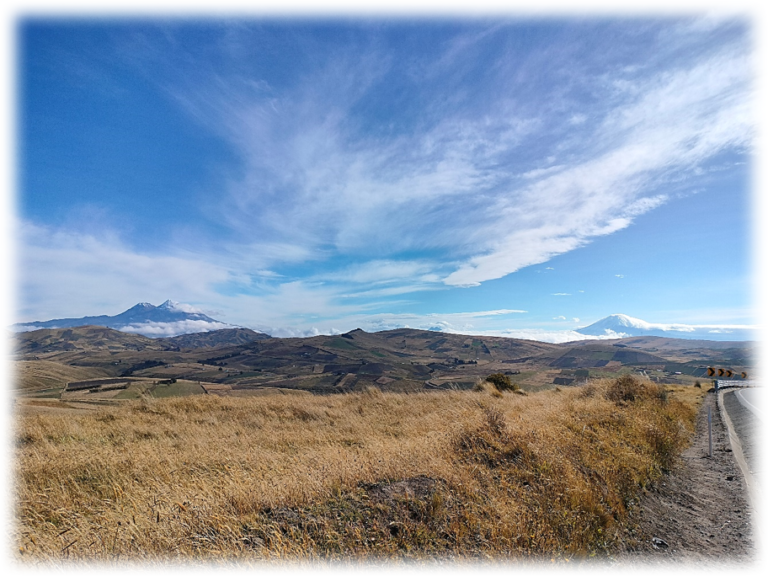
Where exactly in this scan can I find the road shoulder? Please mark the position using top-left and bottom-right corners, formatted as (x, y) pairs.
(616, 391), (755, 565)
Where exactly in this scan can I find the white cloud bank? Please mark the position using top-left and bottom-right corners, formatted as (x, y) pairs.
(16, 221), (234, 323)
(119, 320), (233, 338)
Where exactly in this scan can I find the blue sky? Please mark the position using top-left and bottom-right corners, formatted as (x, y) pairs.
(15, 16), (755, 339)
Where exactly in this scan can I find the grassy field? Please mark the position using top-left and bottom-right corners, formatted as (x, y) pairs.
(14, 375), (703, 563)
(15, 361), (112, 391)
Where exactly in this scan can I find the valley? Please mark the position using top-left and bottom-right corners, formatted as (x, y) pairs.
(14, 325), (753, 410)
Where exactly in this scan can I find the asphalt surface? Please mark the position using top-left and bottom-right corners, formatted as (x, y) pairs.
(721, 389), (768, 500)
(734, 388), (768, 424)
(720, 389), (768, 557)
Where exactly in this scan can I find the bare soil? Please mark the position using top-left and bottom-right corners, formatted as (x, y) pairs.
(616, 391), (756, 565)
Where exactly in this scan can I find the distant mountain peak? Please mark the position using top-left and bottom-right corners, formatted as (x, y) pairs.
(13, 300), (249, 338)
(576, 314), (752, 341)
(599, 314), (652, 329)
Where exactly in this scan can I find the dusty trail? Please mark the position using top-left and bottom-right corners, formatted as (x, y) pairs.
(617, 391), (756, 565)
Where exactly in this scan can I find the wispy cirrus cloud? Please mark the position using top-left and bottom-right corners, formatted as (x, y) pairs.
(147, 20), (751, 292)
(444, 44), (751, 285)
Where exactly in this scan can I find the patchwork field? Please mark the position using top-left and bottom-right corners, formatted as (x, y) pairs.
(14, 326), (753, 402)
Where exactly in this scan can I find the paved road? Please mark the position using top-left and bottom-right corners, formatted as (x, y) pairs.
(719, 387), (763, 547)
(734, 388), (768, 424)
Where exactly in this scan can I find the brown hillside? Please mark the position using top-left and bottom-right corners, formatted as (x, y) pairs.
(14, 360), (112, 391)
(159, 327), (270, 349)
(16, 326), (162, 356)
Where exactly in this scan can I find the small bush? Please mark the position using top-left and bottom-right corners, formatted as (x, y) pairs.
(485, 373), (519, 392)
(605, 374), (666, 404)
(454, 407), (531, 469)
(694, 381), (701, 388)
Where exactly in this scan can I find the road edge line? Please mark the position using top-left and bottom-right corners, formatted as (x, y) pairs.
(734, 388), (763, 419)
(715, 390), (768, 562)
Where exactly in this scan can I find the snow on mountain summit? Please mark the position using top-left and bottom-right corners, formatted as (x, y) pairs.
(582, 314), (702, 334)
(576, 314), (752, 341)
(157, 300), (202, 314)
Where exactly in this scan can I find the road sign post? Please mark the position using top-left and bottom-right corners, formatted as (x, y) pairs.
(707, 405), (713, 458)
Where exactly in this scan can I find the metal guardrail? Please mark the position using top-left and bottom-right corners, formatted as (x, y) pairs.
(714, 379), (756, 390)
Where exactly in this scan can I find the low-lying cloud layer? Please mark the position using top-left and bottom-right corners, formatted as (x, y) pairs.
(119, 320), (233, 338)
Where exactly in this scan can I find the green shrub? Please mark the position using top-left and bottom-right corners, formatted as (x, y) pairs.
(485, 373), (519, 392)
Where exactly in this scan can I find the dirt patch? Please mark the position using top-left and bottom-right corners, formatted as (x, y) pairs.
(363, 476), (443, 504)
(14, 398), (102, 416)
(201, 383), (233, 395)
(617, 391), (755, 565)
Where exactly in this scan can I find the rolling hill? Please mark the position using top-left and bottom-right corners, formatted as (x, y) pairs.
(16, 325), (270, 357)
(13, 325), (754, 399)
(160, 328), (270, 349)
(15, 360), (112, 391)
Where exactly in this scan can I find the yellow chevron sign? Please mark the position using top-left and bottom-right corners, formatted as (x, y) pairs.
(707, 367), (715, 376)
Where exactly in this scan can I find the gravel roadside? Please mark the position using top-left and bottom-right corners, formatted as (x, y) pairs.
(616, 390), (756, 566)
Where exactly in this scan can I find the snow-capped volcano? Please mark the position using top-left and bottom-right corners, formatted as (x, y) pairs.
(576, 314), (754, 341)
(14, 300), (237, 338)
(577, 314), (674, 335)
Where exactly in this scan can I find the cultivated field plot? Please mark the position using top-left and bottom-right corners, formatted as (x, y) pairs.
(15, 361), (112, 392)
(14, 376), (703, 563)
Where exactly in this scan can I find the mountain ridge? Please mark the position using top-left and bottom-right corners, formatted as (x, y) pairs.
(15, 324), (753, 395)
(16, 325), (270, 355)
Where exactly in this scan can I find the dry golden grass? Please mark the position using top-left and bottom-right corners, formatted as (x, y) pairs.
(14, 376), (703, 563)
(15, 360), (111, 391)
